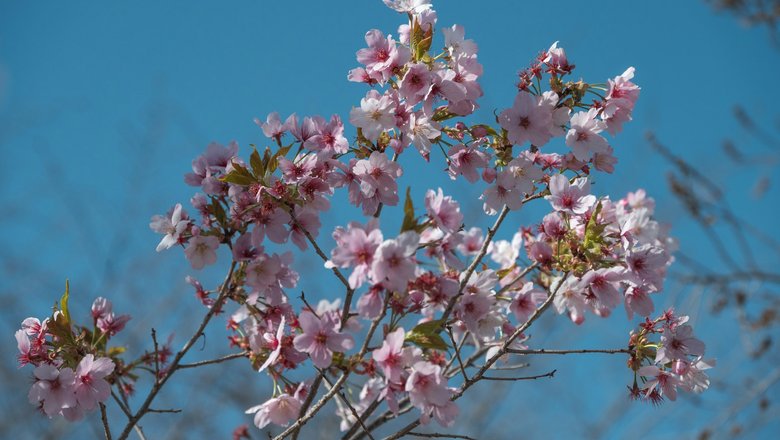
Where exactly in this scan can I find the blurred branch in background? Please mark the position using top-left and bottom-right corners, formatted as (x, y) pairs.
(708, 0), (780, 44)
(640, 106), (780, 438)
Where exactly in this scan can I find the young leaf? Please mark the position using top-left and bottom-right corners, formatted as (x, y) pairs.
(400, 187), (418, 233)
(405, 319), (449, 350)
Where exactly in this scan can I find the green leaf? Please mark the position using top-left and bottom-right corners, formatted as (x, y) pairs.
(268, 144), (293, 173)
(400, 187), (418, 233)
(221, 161), (257, 186)
(221, 171), (255, 186)
(60, 280), (71, 324)
(583, 201), (607, 256)
(405, 319), (449, 351)
(250, 148), (265, 177)
(211, 198), (227, 225)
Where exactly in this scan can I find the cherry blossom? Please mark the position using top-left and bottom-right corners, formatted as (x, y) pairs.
(293, 311), (354, 368)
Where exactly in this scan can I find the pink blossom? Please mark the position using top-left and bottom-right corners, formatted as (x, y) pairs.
(602, 67), (640, 135)
(498, 91), (553, 147)
(481, 170), (526, 214)
(28, 364), (77, 417)
(545, 174), (596, 215)
(579, 268), (626, 313)
(553, 276), (588, 324)
(405, 112), (441, 158)
(566, 108), (610, 161)
(442, 24), (477, 56)
(184, 234), (220, 270)
(489, 232), (522, 268)
(251, 207), (291, 246)
(150, 203), (189, 252)
(399, 63), (433, 106)
(624, 285), (655, 319)
(245, 394), (301, 429)
(349, 90), (397, 141)
(293, 311), (354, 368)
(371, 231), (419, 292)
(543, 41), (573, 75)
(425, 188), (463, 233)
(505, 154), (544, 196)
(656, 324), (706, 363)
(527, 240), (554, 266)
(73, 354), (114, 411)
(541, 212), (566, 240)
(356, 29), (410, 83)
(255, 112), (294, 141)
(510, 282), (547, 323)
(356, 286), (385, 319)
(352, 151), (402, 215)
(447, 144), (489, 183)
(457, 227), (483, 255)
(372, 328), (410, 383)
(625, 244), (668, 290)
(382, 0), (432, 13)
(288, 114), (317, 144)
(258, 316), (286, 372)
(91, 297), (112, 321)
(97, 312), (131, 337)
(305, 115), (349, 154)
(326, 220), (384, 289)
(638, 365), (681, 401)
(289, 207), (321, 251)
(405, 361), (458, 427)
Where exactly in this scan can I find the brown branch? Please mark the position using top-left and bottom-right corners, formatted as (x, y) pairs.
(177, 351), (248, 369)
(506, 348), (632, 356)
(100, 402), (112, 440)
(115, 261), (237, 440)
(321, 372), (375, 440)
(384, 273), (570, 440)
(272, 372), (350, 440)
(680, 271), (780, 286)
(446, 327), (469, 382)
(482, 369), (556, 381)
(406, 432), (477, 440)
(496, 262), (539, 296)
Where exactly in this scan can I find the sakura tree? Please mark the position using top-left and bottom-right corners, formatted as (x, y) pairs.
(15, 1), (714, 438)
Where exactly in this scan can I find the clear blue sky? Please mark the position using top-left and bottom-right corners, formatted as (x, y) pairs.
(2, 1), (779, 438)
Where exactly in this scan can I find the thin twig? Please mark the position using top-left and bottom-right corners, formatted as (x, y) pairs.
(406, 433), (477, 440)
(446, 327), (468, 382)
(506, 348), (632, 356)
(177, 351), (248, 369)
(100, 402), (113, 440)
(496, 262), (540, 295)
(482, 369), (556, 381)
(151, 329), (160, 384)
(147, 408), (182, 414)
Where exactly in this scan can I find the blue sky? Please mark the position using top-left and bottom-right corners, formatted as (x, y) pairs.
(2, 1), (779, 438)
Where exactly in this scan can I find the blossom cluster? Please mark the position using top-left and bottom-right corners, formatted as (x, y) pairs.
(17, 0), (712, 436)
(629, 310), (714, 403)
(16, 291), (124, 421)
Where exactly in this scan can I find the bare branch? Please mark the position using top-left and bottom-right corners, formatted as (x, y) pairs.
(100, 402), (112, 440)
(482, 369), (556, 381)
(115, 261), (237, 440)
(406, 432), (477, 440)
(506, 348), (632, 356)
